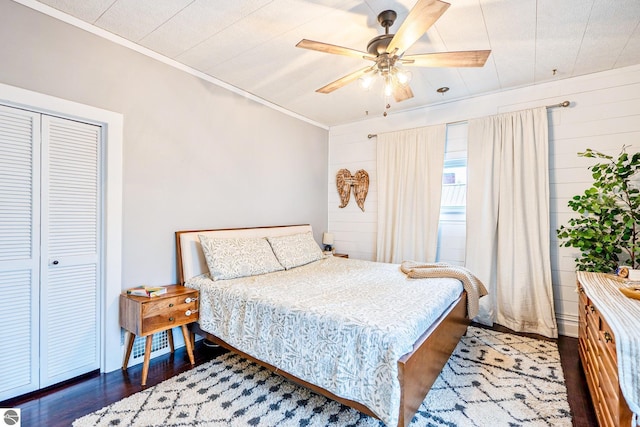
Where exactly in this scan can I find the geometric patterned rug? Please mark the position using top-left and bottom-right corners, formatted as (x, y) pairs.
(73, 327), (572, 426)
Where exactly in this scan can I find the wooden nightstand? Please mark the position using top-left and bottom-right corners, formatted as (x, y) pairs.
(120, 285), (199, 385)
(333, 253), (349, 258)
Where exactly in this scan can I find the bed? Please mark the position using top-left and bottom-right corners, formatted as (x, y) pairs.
(176, 224), (471, 427)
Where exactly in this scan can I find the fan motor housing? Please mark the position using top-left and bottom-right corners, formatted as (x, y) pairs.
(368, 10), (397, 55)
(367, 34), (394, 55)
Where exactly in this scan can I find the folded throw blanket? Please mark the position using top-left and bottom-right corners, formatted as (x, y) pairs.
(400, 261), (488, 319)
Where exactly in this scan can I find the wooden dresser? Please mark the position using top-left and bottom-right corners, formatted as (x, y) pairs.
(578, 276), (634, 427)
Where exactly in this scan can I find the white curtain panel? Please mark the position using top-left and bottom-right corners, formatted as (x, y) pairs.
(376, 125), (446, 263)
(466, 107), (558, 338)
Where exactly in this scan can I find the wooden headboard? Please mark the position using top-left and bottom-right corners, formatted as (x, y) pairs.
(175, 224), (313, 284)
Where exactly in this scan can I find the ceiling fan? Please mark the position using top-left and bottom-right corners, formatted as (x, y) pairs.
(296, 0), (491, 104)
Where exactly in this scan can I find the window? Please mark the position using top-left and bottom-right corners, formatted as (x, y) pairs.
(436, 123), (468, 265)
(440, 158), (467, 216)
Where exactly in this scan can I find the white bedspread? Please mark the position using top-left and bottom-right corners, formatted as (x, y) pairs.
(186, 256), (463, 426)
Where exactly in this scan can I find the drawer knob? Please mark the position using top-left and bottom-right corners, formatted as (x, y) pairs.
(604, 331), (612, 343)
(185, 297), (198, 304)
(169, 303), (174, 307)
(186, 310), (192, 316)
(169, 317), (174, 322)
(590, 306), (595, 313)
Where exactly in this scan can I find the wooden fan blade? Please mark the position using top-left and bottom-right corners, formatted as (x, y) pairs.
(386, 0), (450, 56)
(402, 50), (491, 67)
(296, 39), (376, 60)
(393, 82), (414, 102)
(316, 67), (374, 94)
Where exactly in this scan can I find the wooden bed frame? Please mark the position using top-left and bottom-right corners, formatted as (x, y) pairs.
(176, 225), (470, 427)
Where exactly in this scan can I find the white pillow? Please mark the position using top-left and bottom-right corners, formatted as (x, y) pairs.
(198, 235), (284, 280)
(267, 232), (325, 270)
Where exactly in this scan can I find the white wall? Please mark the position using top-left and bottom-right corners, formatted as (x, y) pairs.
(328, 64), (640, 337)
(0, 0), (329, 281)
(0, 0), (328, 371)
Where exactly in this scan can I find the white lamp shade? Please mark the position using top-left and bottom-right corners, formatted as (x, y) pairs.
(322, 232), (334, 245)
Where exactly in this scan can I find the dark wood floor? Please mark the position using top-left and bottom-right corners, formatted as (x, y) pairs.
(1, 326), (597, 427)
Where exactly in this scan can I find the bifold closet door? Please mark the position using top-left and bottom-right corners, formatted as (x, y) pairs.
(40, 115), (101, 388)
(0, 106), (102, 400)
(0, 105), (41, 400)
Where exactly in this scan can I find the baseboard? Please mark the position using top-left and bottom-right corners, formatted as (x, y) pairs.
(557, 313), (579, 338)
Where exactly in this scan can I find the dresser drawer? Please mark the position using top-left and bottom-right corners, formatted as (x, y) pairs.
(595, 388), (615, 427)
(578, 301), (587, 338)
(597, 314), (617, 362)
(597, 352), (619, 421)
(586, 306), (600, 346)
(578, 286), (589, 307)
(578, 334), (588, 365)
(598, 338), (618, 386)
(584, 329), (600, 389)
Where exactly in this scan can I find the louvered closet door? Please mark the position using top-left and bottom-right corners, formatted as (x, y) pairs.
(39, 116), (101, 387)
(0, 105), (41, 401)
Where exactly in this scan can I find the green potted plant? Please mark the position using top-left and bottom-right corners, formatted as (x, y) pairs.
(557, 147), (640, 272)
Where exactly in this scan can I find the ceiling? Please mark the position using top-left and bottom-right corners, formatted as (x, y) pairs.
(29, 0), (640, 127)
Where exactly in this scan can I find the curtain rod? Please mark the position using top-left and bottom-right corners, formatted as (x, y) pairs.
(366, 100), (571, 139)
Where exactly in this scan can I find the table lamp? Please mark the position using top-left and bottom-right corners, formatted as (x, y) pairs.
(322, 232), (334, 252)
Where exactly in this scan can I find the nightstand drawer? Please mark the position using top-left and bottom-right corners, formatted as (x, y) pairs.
(141, 296), (198, 335)
(120, 285), (199, 336)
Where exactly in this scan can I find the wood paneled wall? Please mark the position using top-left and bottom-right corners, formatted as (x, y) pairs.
(328, 64), (640, 337)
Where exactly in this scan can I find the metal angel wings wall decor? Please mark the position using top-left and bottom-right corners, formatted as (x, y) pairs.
(336, 169), (369, 212)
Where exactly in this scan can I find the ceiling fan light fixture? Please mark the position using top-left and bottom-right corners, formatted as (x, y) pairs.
(384, 77), (393, 97)
(395, 68), (412, 85)
(359, 73), (375, 89)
